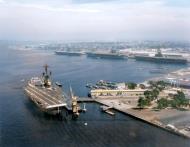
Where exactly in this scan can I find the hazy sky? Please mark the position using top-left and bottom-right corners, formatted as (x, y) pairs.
(0, 0), (190, 41)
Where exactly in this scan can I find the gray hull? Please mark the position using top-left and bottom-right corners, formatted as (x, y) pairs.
(87, 52), (127, 60)
(135, 56), (187, 64)
(24, 83), (67, 115)
(55, 51), (84, 56)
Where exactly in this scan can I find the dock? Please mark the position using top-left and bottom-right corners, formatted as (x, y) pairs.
(105, 110), (115, 115)
(100, 105), (113, 111)
(77, 97), (95, 102)
(100, 105), (115, 115)
(95, 99), (190, 138)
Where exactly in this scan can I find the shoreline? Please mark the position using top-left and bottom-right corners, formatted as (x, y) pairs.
(78, 98), (190, 139)
(84, 67), (190, 139)
(92, 98), (190, 139)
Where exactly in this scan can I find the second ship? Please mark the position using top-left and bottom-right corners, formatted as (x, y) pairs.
(55, 50), (85, 56)
(86, 51), (127, 60)
(55, 49), (127, 60)
(135, 49), (188, 64)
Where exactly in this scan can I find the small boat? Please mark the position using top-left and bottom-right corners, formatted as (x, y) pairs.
(86, 83), (93, 88)
(55, 82), (62, 87)
(100, 105), (113, 111)
(105, 110), (115, 115)
(82, 103), (87, 112)
(149, 69), (168, 74)
(100, 105), (115, 115)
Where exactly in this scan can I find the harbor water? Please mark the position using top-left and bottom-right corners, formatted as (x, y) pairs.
(1, 43), (190, 147)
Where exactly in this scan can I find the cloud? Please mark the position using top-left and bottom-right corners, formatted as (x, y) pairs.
(0, 0), (5, 3)
(1, 0), (110, 12)
(2, 1), (101, 13)
(0, 0), (190, 41)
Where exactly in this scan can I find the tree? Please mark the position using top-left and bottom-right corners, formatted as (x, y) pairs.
(157, 80), (167, 87)
(173, 91), (189, 108)
(138, 97), (150, 109)
(144, 90), (151, 98)
(170, 91), (189, 108)
(157, 98), (169, 109)
(139, 84), (146, 89)
(170, 100), (178, 108)
(157, 81), (167, 91)
(176, 91), (185, 99)
(151, 88), (159, 100)
(148, 81), (157, 88)
(127, 82), (137, 89)
(148, 80), (167, 91)
(157, 86), (165, 92)
(138, 97), (146, 109)
(144, 90), (153, 101)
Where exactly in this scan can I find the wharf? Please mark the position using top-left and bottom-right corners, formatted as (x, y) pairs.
(81, 67), (190, 138)
(94, 99), (190, 139)
(105, 110), (115, 115)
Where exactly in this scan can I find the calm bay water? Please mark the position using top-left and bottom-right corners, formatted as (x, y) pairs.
(1, 44), (190, 147)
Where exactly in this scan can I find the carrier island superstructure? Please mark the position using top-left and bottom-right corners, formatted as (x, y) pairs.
(24, 65), (80, 118)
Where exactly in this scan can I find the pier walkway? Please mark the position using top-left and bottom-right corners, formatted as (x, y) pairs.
(77, 97), (95, 102)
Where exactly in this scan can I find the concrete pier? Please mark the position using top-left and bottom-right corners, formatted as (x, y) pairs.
(94, 98), (190, 139)
(77, 97), (95, 102)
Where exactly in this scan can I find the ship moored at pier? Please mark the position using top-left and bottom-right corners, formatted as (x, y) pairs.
(135, 49), (188, 64)
(86, 50), (127, 60)
(24, 65), (80, 118)
(55, 50), (85, 56)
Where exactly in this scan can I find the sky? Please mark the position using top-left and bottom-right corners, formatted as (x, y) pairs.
(0, 0), (190, 41)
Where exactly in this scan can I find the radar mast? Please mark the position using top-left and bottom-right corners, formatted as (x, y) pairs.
(42, 64), (52, 87)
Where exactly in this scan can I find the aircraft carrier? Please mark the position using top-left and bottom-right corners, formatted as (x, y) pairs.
(135, 49), (188, 64)
(24, 65), (80, 117)
(86, 50), (127, 60)
(55, 50), (85, 56)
